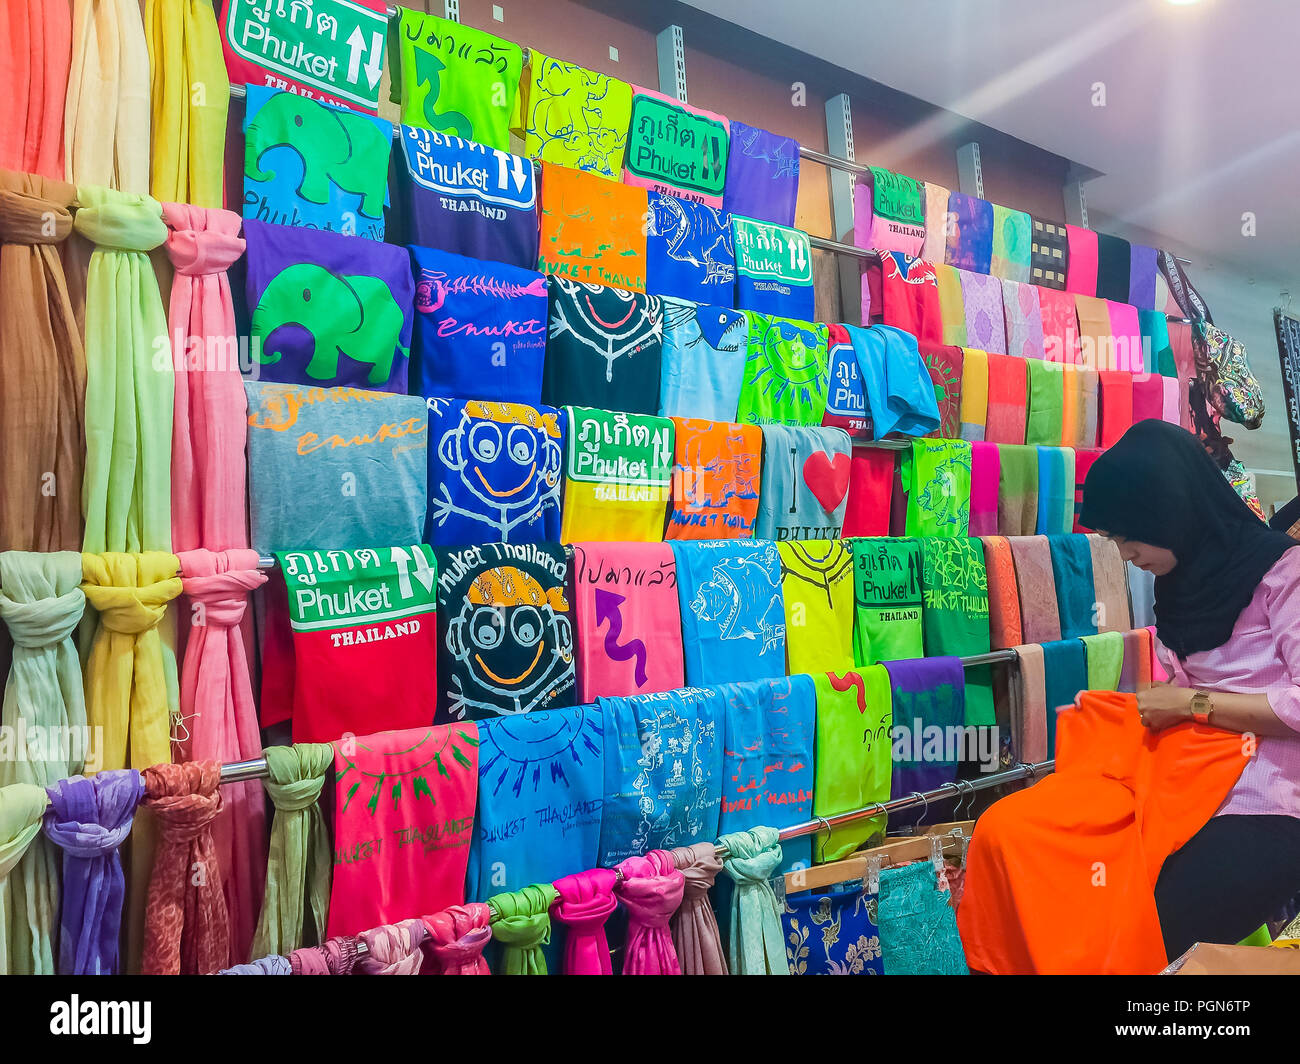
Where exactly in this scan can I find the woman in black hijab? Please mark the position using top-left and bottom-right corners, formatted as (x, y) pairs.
(1080, 420), (1300, 958)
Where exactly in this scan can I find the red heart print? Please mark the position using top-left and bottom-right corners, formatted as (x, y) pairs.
(802, 450), (851, 513)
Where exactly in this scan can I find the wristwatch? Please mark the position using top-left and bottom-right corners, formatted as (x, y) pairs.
(1189, 690), (1214, 726)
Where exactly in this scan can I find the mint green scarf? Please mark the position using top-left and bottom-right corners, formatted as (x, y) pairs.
(0, 784), (51, 975)
(1081, 631), (1124, 691)
(720, 827), (790, 975)
(490, 884), (558, 975)
(251, 744), (333, 959)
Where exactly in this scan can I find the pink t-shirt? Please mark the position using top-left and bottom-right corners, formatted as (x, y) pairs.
(1156, 549), (1300, 819)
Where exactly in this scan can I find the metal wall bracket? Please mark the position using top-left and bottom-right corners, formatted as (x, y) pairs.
(656, 25), (688, 102)
(956, 141), (984, 198)
(825, 93), (860, 322)
(1064, 178), (1090, 228)
(443, 0), (460, 22)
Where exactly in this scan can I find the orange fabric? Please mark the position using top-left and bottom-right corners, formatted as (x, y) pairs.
(538, 161), (648, 293)
(958, 689), (1249, 974)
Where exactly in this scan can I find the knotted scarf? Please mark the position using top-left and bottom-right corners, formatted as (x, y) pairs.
(996, 444), (1039, 537)
(979, 536), (1023, 649)
(1036, 446), (1076, 536)
(0, 170), (85, 552)
(218, 955), (291, 974)
(421, 904), (492, 975)
(74, 186), (173, 555)
(144, 0), (228, 207)
(489, 884), (558, 976)
(551, 868), (618, 975)
(290, 936), (360, 975)
(617, 851), (685, 975)
(0, 551), (86, 974)
(0, 0), (71, 178)
(163, 205), (248, 553)
(140, 760), (228, 975)
(719, 827), (789, 975)
(984, 352), (1027, 445)
(970, 441), (1002, 536)
(176, 548), (265, 961)
(42, 770), (142, 974)
(670, 842), (729, 975)
(1007, 535), (1062, 643)
(959, 348), (988, 441)
(0, 784), (49, 974)
(81, 552), (182, 771)
(65, 0), (150, 192)
(1087, 534), (1133, 633)
(1047, 533), (1097, 639)
(357, 919), (426, 975)
(251, 743), (332, 959)
(1010, 643), (1048, 764)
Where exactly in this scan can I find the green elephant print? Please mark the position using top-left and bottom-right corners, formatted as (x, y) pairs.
(252, 263), (408, 387)
(245, 91), (390, 220)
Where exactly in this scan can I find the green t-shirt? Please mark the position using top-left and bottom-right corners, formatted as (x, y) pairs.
(778, 540), (855, 676)
(918, 537), (994, 727)
(851, 537), (925, 666)
(901, 439), (971, 537)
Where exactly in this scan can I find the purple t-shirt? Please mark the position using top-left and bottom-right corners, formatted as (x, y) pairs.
(722, 120), (800, 228)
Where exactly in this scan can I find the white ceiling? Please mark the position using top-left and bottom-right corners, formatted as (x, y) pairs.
(680, 0), (1300, 291)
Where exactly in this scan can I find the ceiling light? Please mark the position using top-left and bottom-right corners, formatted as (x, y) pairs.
(1166, 0), (1201, 6)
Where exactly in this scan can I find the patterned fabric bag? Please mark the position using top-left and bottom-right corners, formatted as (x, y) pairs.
(1195, 320), (1264, 429)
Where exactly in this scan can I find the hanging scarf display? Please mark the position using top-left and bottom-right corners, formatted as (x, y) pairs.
(732, 215), (815, 320)
(140, 761), (228, 975)
(990, 204), (1032, 282)
(959, 348), (988, 441)
(0, 784), (51, 975)
(1038, 285), (1081, 365)
(433, 541), (574, 722)
(884, 656), (966, 796)
(82, 552), (182, 771)
(856, 167), (925, 257)
(616, 851), (685, 975)
(243, 220), (413, 393)
(722, 120), (798, 227)
(944, 191), (993, 274)
(244, 382), (428, 553)
(811, 669), (892, 861)
(1107, 300), (1145, 373)
(289, 936), (361, 975)
(1081, 631), (1124, 691)
(1064, 224), (1099, 297)
(422, 904), (492, 975)
(175, 549), (266, 963)
(719, 827), (789, 975)
(846, 324), (940, 438)
(863, 252), (943, 346)
(467, 705), (603, 900)
(571, 542), (684, 700)
(665, 418), (762, 540)
(921, 180), (951, 262)
(1129, 244), (1159, 311)
(543, 279), (663, 413)
(328, 725), (478, 938)
(425, 398), (563, 546)
(1001, 278), (1046, 359)
(1036, 447), (1076, 535)
(1009, 642), (1047, 763)
(250, 744), (332, 959)
(626, 88), (730, 206)
(1131, 374), (1165, 426)
(878, 861), (967, 974)
(851, 537), (924, 665)
(1098, 371), (1134, 448)
(42, 771), (142, 976)
(1007, 535), (1062, 643)
(560, 408), (673, 542)
(392, 10), (521, 151)
(551, 869), (618, 975)
(145, 0), (228, 207)
(920, 342), (964, 439)
(0, 170), (84, 553)
(357, 919), (426, 976)
(970, 441), (1001, 536)
(671, 540), (786, 685)
(959, 270), (1008, 355)
(738, 313), (830, 427)
(670, 843), (728, 974)
(996, 443), (1039, 537)
(756, 425), (851, 540)
(538, 162), (646, 291)
(658, 298), (748, 421)
(513, 50), (631, 179)
(822, 325), (871, 438)
(0, 0), (70, 179)
(488, 883), (558, 975)
(242, 86), (390, 239)
(984, 353), (1027, 445)
(934, 264), (968, 348)
(784, 884), (883, 975)
(599, 688), (723, 865)
(1095, 233), (1132, 304)
(980, 535), (1023, 649)
(919, 537), (993, 725)
(1118, 627), (1154, 692)
(1041, 639), (1088, 755)
(1058, 364), (1082, 448)
(1025, 360), (1064, 446)
(1080, 368), (1101, 448)
(842, 448), (896, 538)
(1072, 448), (1104, 533)
(1087, 534), (1133, 633)
(646, 193), (736, 305)
(1073, 293), (1112, 369)
(410, 247), (547, 404)
(777, 540), (855, 674)
(1030, 217), (1069, 290)
(396, 127), (539, 268)
(163, 204), (248, 553)
(901, 438), (972, 537)
(715, 677), (815, 870)
(278, 546), (439, 742)
(1047, 534), (1097, 639)
(75, 186), (172, 554)
(65, 0), (150, 192)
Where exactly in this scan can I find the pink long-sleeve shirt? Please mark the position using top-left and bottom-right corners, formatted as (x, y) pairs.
(1156, 549), (1300, 818)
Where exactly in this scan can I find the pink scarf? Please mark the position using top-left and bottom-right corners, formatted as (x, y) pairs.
(1105, 300), (1144, 374)
(175, 547), (267, 965)
(970, 442), (1001, 536)
(616, 851), (685, 975)
(358, 919), (427, 975)
(551, 868), (618, 975)
(421, 904), (492, 975)
(0, 0), (70, 179)
(1064, 225), (1098, 296)
(290, 936), (360, 975)
(161, 203), (248, 553)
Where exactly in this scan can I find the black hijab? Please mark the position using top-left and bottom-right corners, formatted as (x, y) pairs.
(1080, 420), (1297, 657)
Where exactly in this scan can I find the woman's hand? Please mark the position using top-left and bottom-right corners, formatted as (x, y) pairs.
(1136, 684), (1195, 730)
